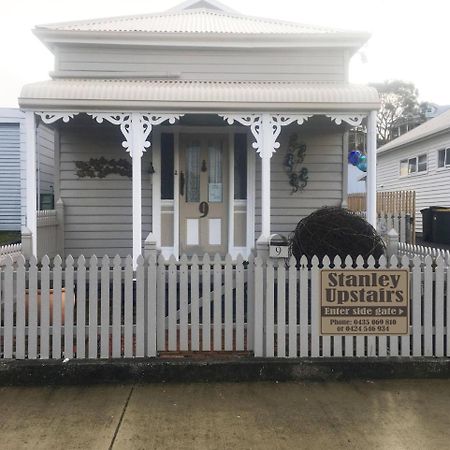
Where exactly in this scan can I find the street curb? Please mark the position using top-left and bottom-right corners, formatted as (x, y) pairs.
(0, 358), (450, 385)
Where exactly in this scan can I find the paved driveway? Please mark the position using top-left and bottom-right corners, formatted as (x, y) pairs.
(0, 380), (449, 449)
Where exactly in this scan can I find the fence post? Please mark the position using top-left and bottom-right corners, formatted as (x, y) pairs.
(144, 232), (161, 260)
(55, 198), (65, 258)
(386, 228), (399, 260)
(255, 235), (270, 357)
(256, 235), (270, 261)
(21, 226), (33, 259)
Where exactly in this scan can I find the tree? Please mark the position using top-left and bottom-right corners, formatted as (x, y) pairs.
(370, 80), (424, 146)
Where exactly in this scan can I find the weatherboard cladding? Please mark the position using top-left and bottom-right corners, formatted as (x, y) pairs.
(58, 121), (343, 256)
(53, 46), (348, 82)
(255, 128), (344, 235)
(377, 130), (450, 233)
(0, 123), (21, 230)
(59, 125), (153, 258)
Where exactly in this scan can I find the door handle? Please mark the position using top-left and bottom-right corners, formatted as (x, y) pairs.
(199, 201), (209, 218)
(180, 171), (185, 196)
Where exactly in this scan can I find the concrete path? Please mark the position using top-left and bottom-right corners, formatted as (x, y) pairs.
(0, 380), (449, 449)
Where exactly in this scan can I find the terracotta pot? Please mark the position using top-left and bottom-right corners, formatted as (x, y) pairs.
(25, 288), (75, 324)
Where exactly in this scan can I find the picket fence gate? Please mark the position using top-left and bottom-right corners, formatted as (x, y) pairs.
(0, 252), (449, 360)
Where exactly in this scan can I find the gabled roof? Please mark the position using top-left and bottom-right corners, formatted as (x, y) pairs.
(37, 8), (349, 35)
(34, 0), (369, 51)
(378, 108), (450, 154)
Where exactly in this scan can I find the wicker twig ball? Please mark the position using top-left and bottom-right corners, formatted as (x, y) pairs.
(289, 207), (385, 263)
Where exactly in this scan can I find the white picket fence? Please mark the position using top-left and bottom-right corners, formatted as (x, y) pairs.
(0, 252), (449, 360)
(398, 242), (450, 262)
(0, 243), (22, 266)
(259, 254), (449, 358)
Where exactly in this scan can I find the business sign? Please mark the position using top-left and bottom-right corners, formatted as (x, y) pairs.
(321, 269), (409, 335)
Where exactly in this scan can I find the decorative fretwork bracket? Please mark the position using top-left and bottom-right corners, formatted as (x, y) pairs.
(220, 114), (263, 155)
(267, 115), (312, 158)
(326, 114), (367, 127)
(89, 113), (183, 158)
(36, 112), (79, 124)
(220, 114), (312, 158)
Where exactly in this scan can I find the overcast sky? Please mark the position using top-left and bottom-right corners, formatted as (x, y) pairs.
(1, 0), (449, 108)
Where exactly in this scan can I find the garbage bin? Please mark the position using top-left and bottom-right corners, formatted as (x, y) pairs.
(431, 207), (450, 245)
(421, 207), (450, 244)
(421, 207), (434, 242)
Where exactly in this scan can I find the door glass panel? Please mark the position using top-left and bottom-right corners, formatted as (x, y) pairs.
(186, 142), (201, 203)
(208, 140), (223, 203)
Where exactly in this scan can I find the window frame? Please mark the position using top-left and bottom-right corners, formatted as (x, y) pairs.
(399, 153), (428, 177)
(437, 147), (450, 170)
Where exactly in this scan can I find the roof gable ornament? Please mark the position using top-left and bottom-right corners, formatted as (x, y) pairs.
(167, 0), (239, 13)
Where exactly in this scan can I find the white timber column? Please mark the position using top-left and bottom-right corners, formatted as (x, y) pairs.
(25, 111), (37, 256)
(327, 113), (375, 217)
(366, 110), (378, 227)
(90, 112), (182, 266)
(130, 113), (143, 266)
(260, 113), (272, 239)
(221, 113), (311, 243)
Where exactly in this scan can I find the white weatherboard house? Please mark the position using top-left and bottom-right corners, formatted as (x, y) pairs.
(19, 0), (379, 262)
(0, 108), (55, 231)
(377, 108), (450, 233)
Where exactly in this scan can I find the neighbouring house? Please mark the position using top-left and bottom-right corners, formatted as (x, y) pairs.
(0, 108), (55, 232)
(19, 0), (379, 262)
(347, 164), (366, 194)
(377, 108), (450, 233)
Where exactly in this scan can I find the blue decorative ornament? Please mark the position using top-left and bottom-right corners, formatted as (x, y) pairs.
(356, 154), (367, 172)
(348, 150), (361, 166)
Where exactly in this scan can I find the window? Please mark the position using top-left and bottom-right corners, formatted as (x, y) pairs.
(438, 148), (450, 168)
(418, 154), (427, 172)
(400, 154), (427, 176)
(400, 159), (408, 177)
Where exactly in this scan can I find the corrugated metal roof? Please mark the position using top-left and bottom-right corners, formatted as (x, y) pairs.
(36, 9), (349, 35)
(378, 108), (450, 154)
(19, 79), (379, 111)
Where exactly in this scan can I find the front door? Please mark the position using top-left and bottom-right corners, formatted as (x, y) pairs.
(179, 134), (228, 255)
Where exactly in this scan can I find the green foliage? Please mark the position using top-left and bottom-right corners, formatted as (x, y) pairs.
(370, 80), (425, 145)
(0, 231), (21, 246)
